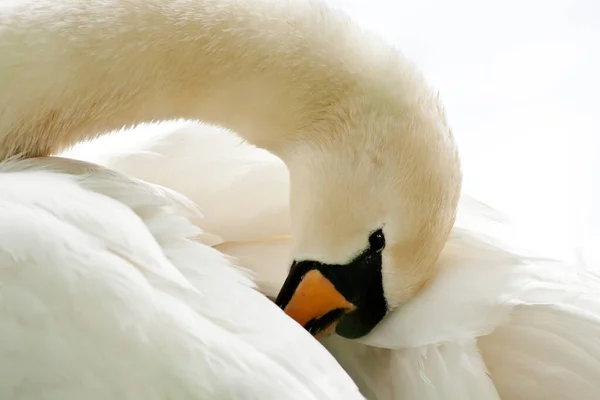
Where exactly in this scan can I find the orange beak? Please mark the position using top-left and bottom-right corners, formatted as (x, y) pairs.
(278, 269), (356, 338)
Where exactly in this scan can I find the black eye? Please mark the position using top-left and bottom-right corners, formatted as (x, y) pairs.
(368, 229), (385, 252)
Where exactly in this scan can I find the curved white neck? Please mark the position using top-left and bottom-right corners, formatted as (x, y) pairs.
(0, 0), (408, 160)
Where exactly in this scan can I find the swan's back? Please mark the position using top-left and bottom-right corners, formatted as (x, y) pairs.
(0, 156), (362, 400)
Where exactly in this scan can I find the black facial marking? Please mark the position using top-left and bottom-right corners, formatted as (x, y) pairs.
(275, 229), (389, 339)
(274, 260), (303, 310)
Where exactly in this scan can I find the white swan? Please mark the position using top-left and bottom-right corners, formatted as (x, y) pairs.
(73, 121), (600, 400)
(6, 1), (598, 399)
(0, 0), (460, 340)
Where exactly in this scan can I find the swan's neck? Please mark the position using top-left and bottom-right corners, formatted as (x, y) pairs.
(0, 0), (413, 160)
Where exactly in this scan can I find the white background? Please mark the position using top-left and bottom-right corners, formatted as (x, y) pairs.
(329, 0), (600, 261)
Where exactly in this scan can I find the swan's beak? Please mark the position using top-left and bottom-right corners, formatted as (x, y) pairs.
(275, 253), (387, 339)
(276, 268), (356, 338)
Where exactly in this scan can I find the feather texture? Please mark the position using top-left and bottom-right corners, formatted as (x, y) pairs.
(0, 155), (362, 400)
(72, 120), (600, 400)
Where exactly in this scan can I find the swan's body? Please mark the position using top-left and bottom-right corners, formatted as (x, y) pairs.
(3, 0), (597, 399)
(0, 155), (363, 399)
(70, 121), (600, 400)
(0, 0), (461, 338)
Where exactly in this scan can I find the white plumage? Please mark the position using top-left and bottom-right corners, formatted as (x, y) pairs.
(69, 120), (600, 400)
(0, 154), (362, 399)
(1, 0), (598, 398)
(61, 121), (293, 298)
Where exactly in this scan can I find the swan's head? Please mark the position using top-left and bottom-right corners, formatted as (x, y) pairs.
(275, 102), (461, 339)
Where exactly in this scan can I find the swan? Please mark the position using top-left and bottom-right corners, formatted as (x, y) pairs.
(71, 120), (600, 400)
(6, 0), (598, 399)
(0, 0), (460, 341)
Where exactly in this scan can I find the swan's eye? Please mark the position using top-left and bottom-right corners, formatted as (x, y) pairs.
(368, 229), (385, 253)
